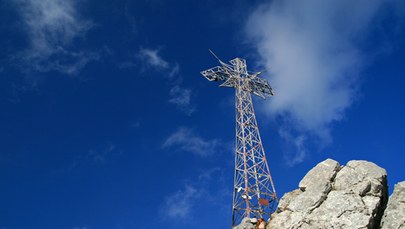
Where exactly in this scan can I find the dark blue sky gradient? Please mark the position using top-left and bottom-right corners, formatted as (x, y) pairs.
(0, 1), (404, 228)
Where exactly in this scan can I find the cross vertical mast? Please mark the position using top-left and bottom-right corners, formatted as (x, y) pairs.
(201, 51), (277, 227)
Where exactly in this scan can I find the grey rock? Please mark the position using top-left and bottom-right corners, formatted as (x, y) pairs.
(334, 160), (387, 197)
(287, 188), (327, 213)
(276, 189), (302, 212)
(267, 210), (305, 229)
(233, 217), (255, 229)
(287, 159), (340, 214)
(310, 190), (371, 228)
(267, 159), (388, 229)
(299, 158), (340, 192)
(381, 181), (405, 229)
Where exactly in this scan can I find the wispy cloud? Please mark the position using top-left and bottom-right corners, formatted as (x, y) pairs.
(278, 128), (307, 167)
(162, 185), (199, 219)
(162, 127), (222, 157)
(161, 167), (229, 220)
(87, 141), (117, 164)
(137, 47), (179, 77)
(168, 86), (196, 116)
(14, 0), (98, 74)
(67, 142), (121, 170)
(246, 0), (403, 165)
(138, 48), (169, 69)
(136, 47), (195, 115)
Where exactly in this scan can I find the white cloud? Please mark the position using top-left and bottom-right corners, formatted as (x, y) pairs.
(162, 185), (199, 219)
(168, 86), (196, 115)
(87, 141), (117, 164)
(66, 142), (120, 170)
(161, 168), (229, 220)
(278, 128), (307, 167)
(169, 63), (180, 78)
(15, 0), (97, 74)
(137, 47), (179, 77)
(138, 48), (169, 69)
(198, 167), (221, 181)
(246, 0), (400, 165)
(162, 127), (221, 157)
(136, 48), (195, 114)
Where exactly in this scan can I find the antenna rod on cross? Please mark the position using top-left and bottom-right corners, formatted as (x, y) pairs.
(208, 49), (221, 61)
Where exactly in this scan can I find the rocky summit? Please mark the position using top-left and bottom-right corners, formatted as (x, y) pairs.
(233, 159), (405, 229)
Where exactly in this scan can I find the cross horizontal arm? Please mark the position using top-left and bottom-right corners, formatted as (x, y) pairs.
(249, 77), (275, 98)
(200, 66), (231, 82)
(201, 53), (274, 99)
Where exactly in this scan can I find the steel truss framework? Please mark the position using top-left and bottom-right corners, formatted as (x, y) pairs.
(201, 51), (277, 227)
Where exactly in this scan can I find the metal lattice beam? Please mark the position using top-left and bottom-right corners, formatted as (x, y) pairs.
(201, 51), (277, 227)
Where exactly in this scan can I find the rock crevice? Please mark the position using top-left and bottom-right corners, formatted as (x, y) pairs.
(380, 181), (405, 228)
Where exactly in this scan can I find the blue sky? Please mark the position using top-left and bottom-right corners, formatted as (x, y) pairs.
(0, 0), (404, 228)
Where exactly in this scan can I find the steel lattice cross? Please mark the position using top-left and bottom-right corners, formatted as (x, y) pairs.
(201, 50), (277, 227)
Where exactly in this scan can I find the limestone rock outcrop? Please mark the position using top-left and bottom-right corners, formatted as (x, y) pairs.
(267, 159), (388, 229)
(380, 181), (405, 229)
(232, 159), (404, 229)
